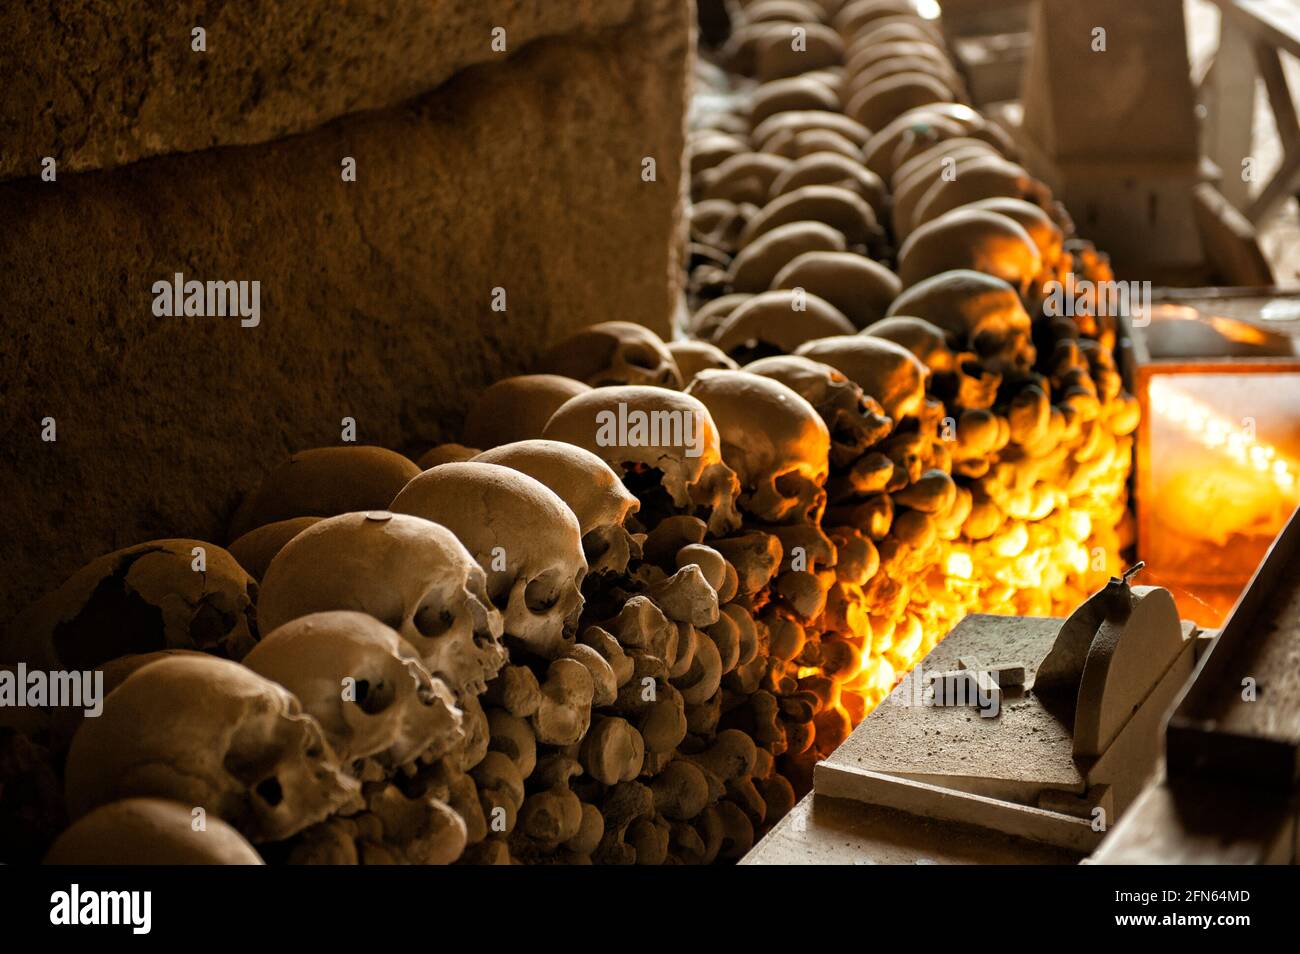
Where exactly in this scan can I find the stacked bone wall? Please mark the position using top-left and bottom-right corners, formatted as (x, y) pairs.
(0, 0), (690, 615)
(683, 0), (1139, 758)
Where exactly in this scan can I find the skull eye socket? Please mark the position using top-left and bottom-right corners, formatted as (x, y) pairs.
(414, 605), (455, 639)
(524, 575), (562, 613)
(351, 678), (396, 715)
(623, 345), (659, 371)
(775, 471), (809, 499)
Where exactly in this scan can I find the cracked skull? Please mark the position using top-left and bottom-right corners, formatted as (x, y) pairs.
(2, 539), (258, 670)
(64, 655), (359, 843)
(542, 385), (742, 536)
(243, 611), (463, 770)
(390, 463), (587, 661)
(686, 370), (830, 525)
(257, 512), (506, 700)
(472, 439), (642, 577)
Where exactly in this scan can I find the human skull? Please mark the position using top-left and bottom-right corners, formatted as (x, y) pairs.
(897, 208), (1043, 295)
(689, 199), (753, 254)
(689, 294), (752, 341)
(229, 517), (321, 581)
(686, 370), (830, 525)
(886, 269), (1036, 374)
(751, 110), (871, 156)
(228, 446), (421, 541)
(257, 512), (506, 699)
(863, 316), (962, 374)
(865, 315), (1002, 412)
(542, 386), (742, 536)
(845, 71), (958, 133)
(767, 151), (888, 217)
(845, 53), (966, 106)
(795, 335), (928, 422)
(738, 185), (883, 252)
(535, 322), (683, 389)
(845, 39), (954, 83)
(958, 196), (1064, 263)
(744, 354), (895, 467)
(415, 443), (481, 470)
(666, 340), (740, 385)
(697, 152), (792, 206)
(390, 463), (587, 662)
(65, 655), (359, 843)
(907, 156), (1053, 237)
(749, 75), (840, 128)
(711, 289), (856, 362)
(961, 196), (1069, 293)
(243, 611), (463, 769)
(462, 375), (592, 450)
(728, 220), (847, 293)
(472, 440), (642, 576)
(837, 2), (945, 40)
(45, 797), (264, 864)
(863, 103), (996, 178)
(3, 539), (257, 670)
(770, 251), (902, 330)
(890, 143), (1005, 238)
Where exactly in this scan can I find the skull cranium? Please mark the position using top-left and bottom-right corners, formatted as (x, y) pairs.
(685, 370), (830, 525)
(3, 539), (258, 670)
(535, 322), (683, 389)
(744, 354), (895, 467)
(471, 440), (642, 577)
(257, 512), (506, 699)
(795, 335), (928, 422)
(542, 386), (742, 536)
(243, 611), (463, 769)
(886, 269), (1036, 375)
(390, 463), (587, 662)
(64, 655), (360, 843)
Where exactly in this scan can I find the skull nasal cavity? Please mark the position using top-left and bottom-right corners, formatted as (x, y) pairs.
(255, 777), (284, 806)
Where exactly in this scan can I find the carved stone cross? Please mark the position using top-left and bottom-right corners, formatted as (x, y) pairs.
(926, 655), (1026, 714)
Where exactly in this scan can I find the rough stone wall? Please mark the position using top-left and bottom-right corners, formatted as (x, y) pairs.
(0, 0), (642, 181)
(0, 0), (692, 619)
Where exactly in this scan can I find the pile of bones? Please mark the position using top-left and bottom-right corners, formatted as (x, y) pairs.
(0, 0), (1139, 865)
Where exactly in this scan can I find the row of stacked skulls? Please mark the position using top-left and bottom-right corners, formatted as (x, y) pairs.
(0, 0), (1137, 865)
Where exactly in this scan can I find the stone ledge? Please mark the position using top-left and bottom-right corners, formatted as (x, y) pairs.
(0, 0), (647, 182)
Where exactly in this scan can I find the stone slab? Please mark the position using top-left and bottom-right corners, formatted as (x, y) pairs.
(823, 615), (1086, 802)
(814, 763), (1104, 854)
(742, 793), (1084, 865)
(0, 0), (648, 181)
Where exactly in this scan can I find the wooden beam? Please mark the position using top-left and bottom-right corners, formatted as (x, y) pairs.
(1212, 0), (1300, 60)
(1192, 183), (1275, 285)
(1255, 44), (1300, 155)
(1201, 21), (1258, 208)
(1246, 151), (1300, 224)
